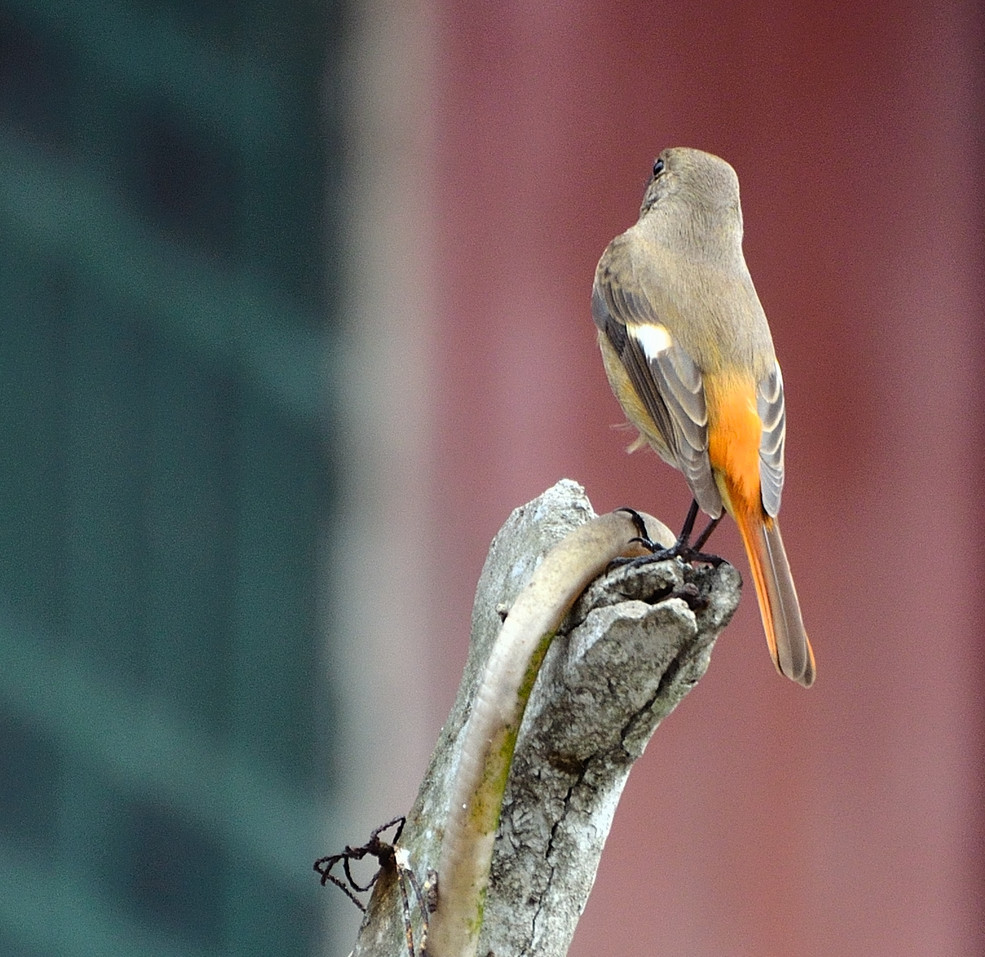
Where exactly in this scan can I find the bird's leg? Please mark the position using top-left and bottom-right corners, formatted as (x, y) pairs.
(691, 512), (722, 553)
(676, 498), (700, 547)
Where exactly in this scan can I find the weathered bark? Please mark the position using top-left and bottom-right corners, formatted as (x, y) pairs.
(349, 479), (739, 957)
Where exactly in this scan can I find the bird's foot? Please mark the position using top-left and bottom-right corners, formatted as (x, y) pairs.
(612, 505), (727, 570)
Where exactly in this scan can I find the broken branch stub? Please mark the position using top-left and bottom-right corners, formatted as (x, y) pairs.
(350, 479), (739, 957)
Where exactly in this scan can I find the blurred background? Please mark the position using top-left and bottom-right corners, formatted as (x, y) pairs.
(0, 2), (344, 955)
(1, 2), (982, 957)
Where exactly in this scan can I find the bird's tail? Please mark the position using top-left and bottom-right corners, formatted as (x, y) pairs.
(734, 511), (816, 687)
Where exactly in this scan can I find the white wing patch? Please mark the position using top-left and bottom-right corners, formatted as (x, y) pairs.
(627, 322), (673, 360)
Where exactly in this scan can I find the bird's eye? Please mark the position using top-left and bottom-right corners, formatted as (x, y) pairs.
(652, 157), (665, 177)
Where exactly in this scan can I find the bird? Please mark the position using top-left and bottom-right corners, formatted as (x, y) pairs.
(591, 146), (815, 687)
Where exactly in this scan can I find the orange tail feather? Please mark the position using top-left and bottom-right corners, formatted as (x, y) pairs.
(733, 510), (816, 687)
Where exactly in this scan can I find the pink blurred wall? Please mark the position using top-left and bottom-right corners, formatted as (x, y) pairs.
(416, 3), (983, 954)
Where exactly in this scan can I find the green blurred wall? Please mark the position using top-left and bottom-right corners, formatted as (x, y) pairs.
(0, 2), (343, 954)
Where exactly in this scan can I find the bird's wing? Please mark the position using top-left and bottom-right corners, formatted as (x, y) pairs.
(592, 255), (722, 517)
(756, 360), (785, 517)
